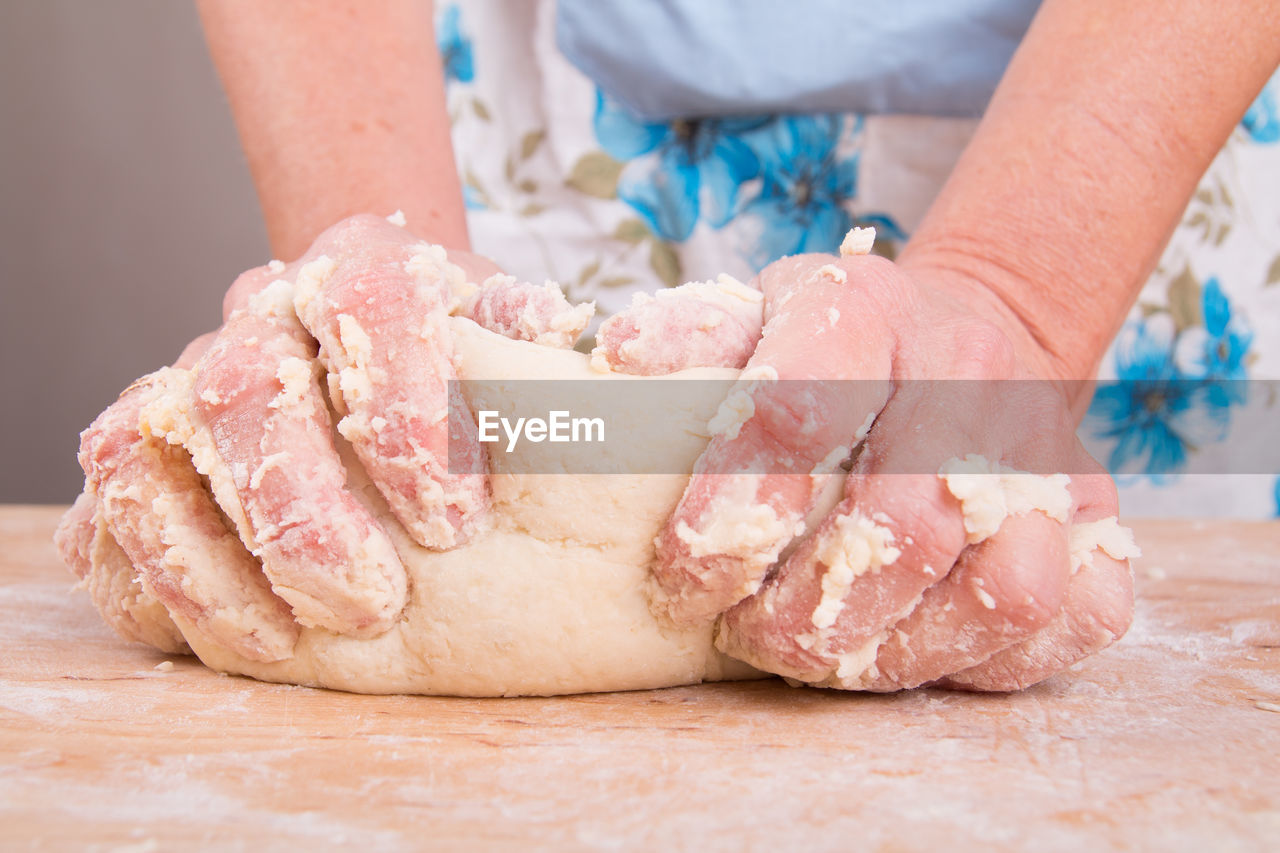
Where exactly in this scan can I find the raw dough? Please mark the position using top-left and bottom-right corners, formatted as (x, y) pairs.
(178, 319), (764, 696)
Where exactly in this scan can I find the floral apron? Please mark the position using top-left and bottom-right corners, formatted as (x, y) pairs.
(438, 0), (1280, 518)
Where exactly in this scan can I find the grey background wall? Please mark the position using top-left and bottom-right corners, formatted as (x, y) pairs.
(1, 0), (270, 503)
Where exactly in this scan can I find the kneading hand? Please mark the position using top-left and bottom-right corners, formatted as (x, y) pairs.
(58, 217), (1137, 693)
(56, 214), (593, 662)
(651, 232), (1140, 691)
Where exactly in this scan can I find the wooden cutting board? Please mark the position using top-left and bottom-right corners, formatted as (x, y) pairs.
(1, 505), (1277, 851)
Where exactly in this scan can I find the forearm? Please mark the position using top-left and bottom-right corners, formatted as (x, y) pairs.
(900, 0), (1280, 382)
(197, 0), (469, 260)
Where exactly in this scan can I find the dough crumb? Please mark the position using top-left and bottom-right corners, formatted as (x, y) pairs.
(707, 390), (754, 440)
(739, 364), (779, 383)
(271, 357), (313, 411)
(810, 443), (852, 477)
(833, 634), (884, 684)
(248, 278), (298, 319)
(811, 512), (900, 629)
(386, 209), (408, 227)
(1069, 517), (1141, 573)
(290, 255), (337, 318)
(814, 264), (848, 285)
(674, 476), (796, 567)
(939, 454), (1071, 544)
(839, 227), (876, 256)
(405, 243), (468, 307)
(588, 349), (612, 374)
(854, 411), (876, 442)
(154, 660), (174, 672)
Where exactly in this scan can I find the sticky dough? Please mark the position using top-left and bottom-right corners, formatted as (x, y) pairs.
(180, 319), (764, 696)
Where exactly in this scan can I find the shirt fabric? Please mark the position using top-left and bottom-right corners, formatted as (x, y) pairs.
(556, 0), (1040, 119)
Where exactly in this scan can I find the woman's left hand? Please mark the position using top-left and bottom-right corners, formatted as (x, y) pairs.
(651, 244), (1138, 691)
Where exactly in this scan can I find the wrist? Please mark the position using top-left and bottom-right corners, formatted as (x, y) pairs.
(899, 248), (1096, 414)
(900, 234), (1113, 381)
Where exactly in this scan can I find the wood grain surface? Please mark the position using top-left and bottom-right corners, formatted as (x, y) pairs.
(1, 505), (1277, 851)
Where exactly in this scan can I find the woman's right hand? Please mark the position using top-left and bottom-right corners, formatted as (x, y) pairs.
(56, 213), (592, 662)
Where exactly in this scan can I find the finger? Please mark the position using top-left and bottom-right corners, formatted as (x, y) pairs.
(717, 371), (1075, 686)
(389, 219), (597, 348)
(941, 551), (1134, 691)
(461, 274), (594, 348)
(590, 275), (763, 374)
(224, 258), (290, 319)
(169, 267), (409, 635)
(220, 203), (505, 320)
(79, 373), (299, 661)
(860, 510), (1071, 690)
(715, 470), (967, 683)
(941, 456), (1138, 691)
(55, 490), (98, 583)
(291, 214), (490, 549)
(653, 254), (898, 624)
(55, 490), (190, 653)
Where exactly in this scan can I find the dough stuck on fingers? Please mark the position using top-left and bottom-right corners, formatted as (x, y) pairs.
(59, 214), (761, 694)
(76, 373), (299, 662)
(181, 269), (410, 637)
(461, 273), (595, 349)
(590, 275), (764, 374)
(61, 221), (1138, 697)
(161, 318), (763, 696)
(649, 252), (895, 626)
(940, 511), (1140, 691)
(54, 491), (189, 654)
(291, 215), (491, 550)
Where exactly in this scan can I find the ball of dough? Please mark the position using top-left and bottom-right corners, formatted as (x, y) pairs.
(180, 319), (762, 696)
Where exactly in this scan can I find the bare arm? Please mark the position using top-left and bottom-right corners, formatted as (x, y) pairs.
(656, 0), (1279, 690)
(197, 0), (468, 260)
(900, 0), (1280, 385)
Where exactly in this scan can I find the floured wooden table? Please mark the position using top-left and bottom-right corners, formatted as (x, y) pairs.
(1, 505), (1276, 850)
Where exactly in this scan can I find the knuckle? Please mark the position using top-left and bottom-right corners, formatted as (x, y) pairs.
(948, 319), (1017, 379)
(751, 382), (843, 453)
(1089, 472), (1121, 515)
(848, 253), (899, 279)
(328, 212), (380, 243)
(994, 578), (1061, 633)
(1069, 468), (1121, 519)
(854, 477), (967, 570)
(223, 268), (268, 319)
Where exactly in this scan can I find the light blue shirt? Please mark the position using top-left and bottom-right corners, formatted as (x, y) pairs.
(557, 0), (1041, 119)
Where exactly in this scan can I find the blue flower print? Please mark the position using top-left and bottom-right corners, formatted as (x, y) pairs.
(1087, 316), (1230, 479)
(462, 183), (486, 211)
(735, 116), (858, 270)
(1196, 277), (1253, 379)
(1175, 277), (1252, 408)
(1242, 81), (1279, 144)
(437, 4), (474, 84)
(594, 92), (767, 242)
(1274, 477), (1280, 517)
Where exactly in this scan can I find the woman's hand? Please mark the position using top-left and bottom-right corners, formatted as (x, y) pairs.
(58, 214), (592, 662)
(652, 241), (1138, 691)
